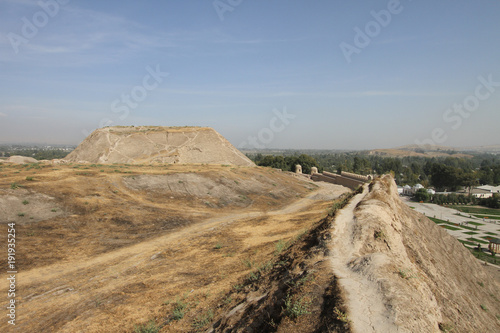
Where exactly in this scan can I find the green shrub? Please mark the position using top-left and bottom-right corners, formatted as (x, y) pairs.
(284, 294), (311, 318)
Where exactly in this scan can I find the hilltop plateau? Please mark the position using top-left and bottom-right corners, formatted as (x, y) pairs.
(64, 126), (255, 166)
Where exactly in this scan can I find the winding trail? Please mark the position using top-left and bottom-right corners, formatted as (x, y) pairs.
(329, 185), (400, 333)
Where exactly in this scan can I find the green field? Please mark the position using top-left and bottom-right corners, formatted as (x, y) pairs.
(467, 222), (485, 226)
(459, 239), (477, 246)
(450, 205), (500, 216)
(467, 237), (489, 244)
(440, 225), (461, 231)
(473, 214), (500, 220)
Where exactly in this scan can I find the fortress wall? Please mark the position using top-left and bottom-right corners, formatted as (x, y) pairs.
(311, 173), (364, 190)
(340, 171), (370, 182)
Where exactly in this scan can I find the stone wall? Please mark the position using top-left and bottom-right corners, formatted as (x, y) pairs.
(311, 171), (367, 190)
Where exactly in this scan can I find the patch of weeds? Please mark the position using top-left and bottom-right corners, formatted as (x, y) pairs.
(22, 200), (29, 205)
(134, 320), (160, 333)
(284, 294), (311, 319)
(438, 322), (454, 332)
(398, 269), (417, 280)
(477, 281), (484, 287)
(18, 213), (25, 217)
(234, 180), (239, 185)
(223, 252), (234, 258)
(274, 239), (289, 256)
(214, 242), (223, 250)
(374, 230), (385, 239)
(172, 299), (188, 320)
(10, 183), (20, 189)
(242, 259), (254, 268)
(333, 307), (351, 324)
(51, 209), (57, 212)
(192, 310), (214, 330)
(25, 176), (34, 181)
(233, 284), (243, 291)
(248, 271), (260, 281)
(496, 314), (500, 321)
(257, 261), (273, 275)
(480, 304), (488, 311)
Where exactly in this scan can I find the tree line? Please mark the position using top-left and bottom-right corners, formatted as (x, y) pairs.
(247, 152), (500, 191)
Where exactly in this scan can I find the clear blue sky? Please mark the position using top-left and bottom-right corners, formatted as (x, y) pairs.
(1, 0), (499, 149)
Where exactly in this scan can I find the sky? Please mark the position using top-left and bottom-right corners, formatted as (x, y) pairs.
(0, 0), (499, 150)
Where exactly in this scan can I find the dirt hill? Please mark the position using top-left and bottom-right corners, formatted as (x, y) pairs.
(5, 155), (39, 164)
(64, 126), (255, 166)
(207, 176), (500, 332)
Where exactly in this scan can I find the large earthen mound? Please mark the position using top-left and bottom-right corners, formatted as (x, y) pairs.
(5, 155), (39, 164)
(64, 126), (255, 166)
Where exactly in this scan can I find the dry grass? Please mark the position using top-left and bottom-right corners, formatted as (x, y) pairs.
(0, 162), (346, 332)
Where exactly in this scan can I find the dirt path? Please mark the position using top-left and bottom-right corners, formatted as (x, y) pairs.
(329, 185), (400, 333)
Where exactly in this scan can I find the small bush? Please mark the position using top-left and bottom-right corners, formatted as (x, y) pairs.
(284, 294), (311, 319)
(25, 176), (34, 181)
(22, 200), (29, 205)
(172, 300), (188, 320)
(333, 307), (350, 324)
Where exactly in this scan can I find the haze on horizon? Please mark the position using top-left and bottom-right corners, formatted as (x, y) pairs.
(0, 0), (499, 150)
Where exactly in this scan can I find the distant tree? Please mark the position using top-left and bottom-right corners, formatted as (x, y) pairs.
(285, 154), (320, 174)
(460, 171), (478, 196)
(414, 188), (430, 202)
